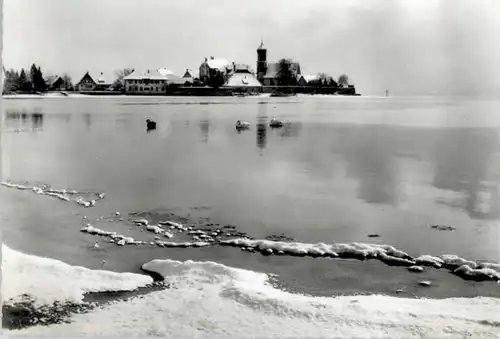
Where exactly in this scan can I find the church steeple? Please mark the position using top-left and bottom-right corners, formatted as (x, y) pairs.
(256, 37), (267, 83)
(258, 36), (265, 50)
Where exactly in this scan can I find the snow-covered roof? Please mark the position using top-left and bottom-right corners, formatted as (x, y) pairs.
(94, 72), (109, 84)
(76, 71), (112, 86)
(45, 75), (64, 86)
(205, 58), (231, 71)
(301, 74), (320, 83)
(223, 73), (262, 88)
(157, 68), (175, 76)
(123, 69), (180, 81)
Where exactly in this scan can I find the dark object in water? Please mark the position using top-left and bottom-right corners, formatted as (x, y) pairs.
(235, 120), (251, 130)
(269, 117), (284, 128)
(431, 224), (456, 231)
(146, 119), (156, 131)
(367, 234), (380, 238)
(270, 92), (294, 97)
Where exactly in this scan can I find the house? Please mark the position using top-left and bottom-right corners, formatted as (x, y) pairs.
(45, 75), (66, 91)
(76, 72), (112, 91)
(181, 69), (195, 84)
(222, 64), (262, 93)
(123, 69), (184, 94)
(199, 57), (232, 85)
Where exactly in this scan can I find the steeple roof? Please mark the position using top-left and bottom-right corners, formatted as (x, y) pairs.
(257, 38), (265, 50)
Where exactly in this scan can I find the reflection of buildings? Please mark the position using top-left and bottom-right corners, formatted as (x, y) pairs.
(31, 113), (44, 129)
(433, 129), (500, 219)
(256, 103), (268, 152)
(5, 111), (44, 130)
(83, 113), (92, 130)
(199, 120), (210, 143)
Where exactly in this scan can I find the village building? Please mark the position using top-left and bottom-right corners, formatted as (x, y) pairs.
(123, 69), (184, 94)
(181, 69), (195, 84)
(222, 64), (262, 93)
(45, 75), (66, 91)
(256, 40), (301, 86)
(199, 57), (232, 85)
(76, 72), (112, 91)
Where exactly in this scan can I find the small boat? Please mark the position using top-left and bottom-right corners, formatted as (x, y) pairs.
(235, 120), (251, 130)
(269, 117), (284, 128)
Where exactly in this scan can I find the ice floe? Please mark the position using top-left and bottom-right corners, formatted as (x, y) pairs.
(219, 238), (500, 282)
(1, 181), (105, 208)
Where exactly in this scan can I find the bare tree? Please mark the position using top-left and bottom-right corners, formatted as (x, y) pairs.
(115, 68), (134, 80)
(113, 68), (134, 91)
(338, 74), (349, 87)
(62, 74), (73, 91)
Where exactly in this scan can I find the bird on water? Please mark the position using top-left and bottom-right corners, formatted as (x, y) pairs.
(146, 119), (157, 131)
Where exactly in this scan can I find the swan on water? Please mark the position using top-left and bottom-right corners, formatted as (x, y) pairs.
(269, 117), (284, 128)
(235, 120), (251, 130)
(93, 241), (100, 249)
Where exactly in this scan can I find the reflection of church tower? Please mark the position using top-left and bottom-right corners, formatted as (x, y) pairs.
(256, 39), (267, 83)
(256, 103), (267, 153)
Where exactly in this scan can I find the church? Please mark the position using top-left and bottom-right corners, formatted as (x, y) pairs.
(256, 40), (302, 86)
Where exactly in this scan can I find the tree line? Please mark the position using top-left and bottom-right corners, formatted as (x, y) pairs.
(3, 64), (74, 94)
(276, 58), (350, 87)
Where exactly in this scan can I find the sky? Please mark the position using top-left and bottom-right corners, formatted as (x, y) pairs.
(3, 0), (500, 96)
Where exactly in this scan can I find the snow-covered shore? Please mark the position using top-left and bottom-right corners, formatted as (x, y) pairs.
(3, 245), (500, 338)
(2, 244), (152, 306)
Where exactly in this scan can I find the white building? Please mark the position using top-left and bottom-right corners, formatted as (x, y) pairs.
(199, 57), (232, 84)
(223, 64), (262, 93)
(123, 69), (183, 94)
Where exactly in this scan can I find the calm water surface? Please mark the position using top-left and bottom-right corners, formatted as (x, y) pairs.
(2, 96), (500, 273)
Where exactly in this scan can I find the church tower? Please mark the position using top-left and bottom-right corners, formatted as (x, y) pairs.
(256, 38), (267, 83)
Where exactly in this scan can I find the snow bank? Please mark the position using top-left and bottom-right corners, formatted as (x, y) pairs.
(1, 244), (152, 306)
(9, 257), (500, 337)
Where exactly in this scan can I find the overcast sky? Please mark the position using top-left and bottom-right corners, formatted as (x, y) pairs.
(3, 0), (500, 96)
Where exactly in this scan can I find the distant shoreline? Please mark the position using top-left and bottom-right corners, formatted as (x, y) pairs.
(3, 93), (367, 100)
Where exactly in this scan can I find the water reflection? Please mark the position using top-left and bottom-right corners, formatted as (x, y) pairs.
(433, 129), (500, 219)
(341, 126), (400, 205)
(5, 111), (44, 130)
(279, 122), (302, 138)
(83, 113), (92, 131)
(199, 120), (210, 143)
(255, 102), (268, 153)
(32, 113), (44, 129)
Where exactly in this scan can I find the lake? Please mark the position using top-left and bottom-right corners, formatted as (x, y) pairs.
(2, 95), (500, 298)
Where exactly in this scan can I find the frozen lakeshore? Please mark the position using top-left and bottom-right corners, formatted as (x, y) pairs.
(2, 244), (500, 338)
